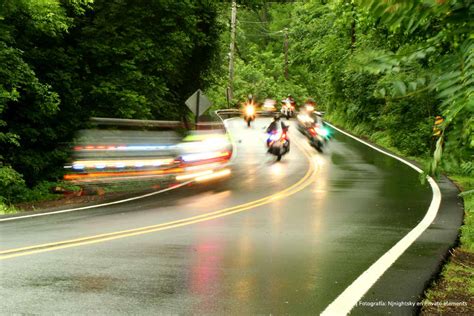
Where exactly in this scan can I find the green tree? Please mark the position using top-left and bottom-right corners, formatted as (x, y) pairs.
(0, 0), (223, 203)
(355, 0), (473, 174)
(77, 0), (222, 120)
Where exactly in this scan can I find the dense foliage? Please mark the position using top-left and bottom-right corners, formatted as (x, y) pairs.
(0, 0), (222, 206)
(207, 0), (472, 177)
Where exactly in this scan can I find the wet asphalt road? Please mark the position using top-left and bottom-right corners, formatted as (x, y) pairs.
(1, 118), (436, 314)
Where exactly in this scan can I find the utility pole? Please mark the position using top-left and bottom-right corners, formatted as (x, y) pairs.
(350, 1), (356, 52)
(228, 0), (237, 105)
(284, 27), (289, 80)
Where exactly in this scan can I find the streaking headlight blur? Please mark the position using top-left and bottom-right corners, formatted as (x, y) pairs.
(72, 158), (175, 170)
(176, 170), (213, 181)
(195, 169), (231, 182)
(181, 151), (230, 162)
(203, 136), (230, 148)
(180, 134), (231, 152)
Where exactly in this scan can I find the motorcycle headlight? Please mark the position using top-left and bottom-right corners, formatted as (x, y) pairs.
(317, 128), (329, 137)
(269, 133), (281, 141)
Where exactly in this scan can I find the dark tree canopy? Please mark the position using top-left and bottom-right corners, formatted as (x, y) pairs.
(0, 0), (222, 198)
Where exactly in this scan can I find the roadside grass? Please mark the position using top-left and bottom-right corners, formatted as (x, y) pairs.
(453, 176), (474, 251)
(421, 177), (474, 315)
(0, 202), (19, 215)
(3, 181), (82, 215)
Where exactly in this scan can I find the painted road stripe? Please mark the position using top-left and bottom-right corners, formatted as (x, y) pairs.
(321, 123), (442, 316)
(0, 135), (318, 260)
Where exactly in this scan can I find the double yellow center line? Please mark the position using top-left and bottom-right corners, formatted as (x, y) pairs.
(1, 137), (318, 260)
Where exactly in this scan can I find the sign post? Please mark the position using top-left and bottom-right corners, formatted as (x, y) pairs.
(195, 90), (201, 126)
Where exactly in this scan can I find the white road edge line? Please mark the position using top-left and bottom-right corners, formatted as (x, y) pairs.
(1, 117), (239, 223)
(321, 122), (442, 316)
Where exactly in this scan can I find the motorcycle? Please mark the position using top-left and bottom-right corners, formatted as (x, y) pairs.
(297, 113), (329, 152)
(308, 124), (328, 152)
(280, 100), (295, 120)
(244, 104), (256, 127)
(267, 127), (290, 161)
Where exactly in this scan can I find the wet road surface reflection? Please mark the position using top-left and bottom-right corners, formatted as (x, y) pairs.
(0, 118), (433, 314)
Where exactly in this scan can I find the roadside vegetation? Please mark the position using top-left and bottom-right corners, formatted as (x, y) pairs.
(1, 0), (472, 310)
(422, 176), (473, 314)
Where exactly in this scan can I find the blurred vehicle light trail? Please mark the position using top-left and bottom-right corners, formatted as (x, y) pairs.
(63, 118), (233, 190)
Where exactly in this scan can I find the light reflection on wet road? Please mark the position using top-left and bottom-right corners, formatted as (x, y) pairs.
(0, 118), (433, 314)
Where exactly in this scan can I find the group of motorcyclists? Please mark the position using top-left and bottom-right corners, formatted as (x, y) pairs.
(241, 94), (331, 160)
(243, 94), (308, 121)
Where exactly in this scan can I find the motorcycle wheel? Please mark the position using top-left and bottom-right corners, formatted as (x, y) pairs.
(277, 154), (282, 161)
(247, 119), (251, 127)
(316, 141), (323, 153)
(311, 139), (323, 153)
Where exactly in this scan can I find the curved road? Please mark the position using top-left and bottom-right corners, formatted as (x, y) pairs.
(0, 118), (455, 314)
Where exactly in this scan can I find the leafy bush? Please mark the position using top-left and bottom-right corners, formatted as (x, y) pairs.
(18, 181), (62, 203)
(0, 166), (26, 204)
(0, 201), (18, 215)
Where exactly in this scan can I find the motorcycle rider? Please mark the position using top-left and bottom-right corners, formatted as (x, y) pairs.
(243, 94), (256, 127)
(281, 94), (296, 119)
(266, 114), (289, 148)
(303, 98), (316, 113)
(282, 94), (295, 106)
(246, 94), (255, 106)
